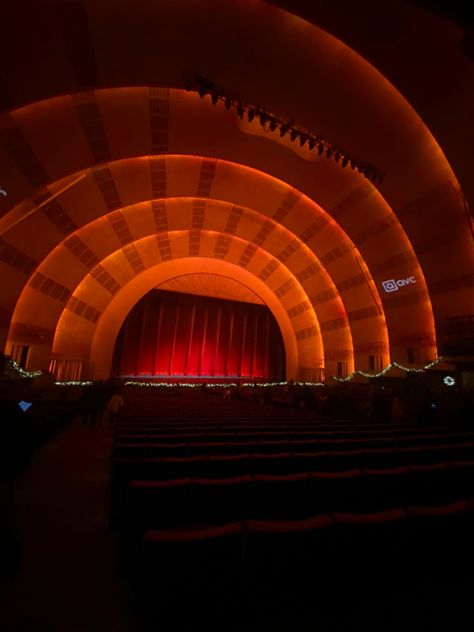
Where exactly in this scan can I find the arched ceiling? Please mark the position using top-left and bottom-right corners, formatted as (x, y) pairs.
(0, 0), (472, 379)
(156, 274), (264, 305)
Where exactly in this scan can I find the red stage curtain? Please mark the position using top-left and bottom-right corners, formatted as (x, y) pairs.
(113, 290), (285, 380)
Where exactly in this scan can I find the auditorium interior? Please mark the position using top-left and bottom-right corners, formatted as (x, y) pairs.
(1, 0), (474, 630)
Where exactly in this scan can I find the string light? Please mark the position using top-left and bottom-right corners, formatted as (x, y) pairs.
(55, 380), (93, 386)
(49, 360), (446, 388)
(121, 380), (326, 388)
(332, 357), (444, 382)
(8, 359), (43, 378)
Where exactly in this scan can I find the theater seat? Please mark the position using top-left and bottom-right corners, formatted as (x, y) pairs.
(139, 523), (245, 628)
(120, 477), (193, 575)
(251, 451), (294, 475)
(190, 475), (253, 525)
(330, 508), (410, 588)
(406, 499), (474, 581)
(252, 472), (311, 519)
(205, 453), (253, 478)
(244, 515), (335, 615)
(160, 455), (208, 479)
(309, 468), (364, 514)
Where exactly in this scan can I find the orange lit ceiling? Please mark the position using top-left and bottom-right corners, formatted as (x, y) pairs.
(0, 0), (472, 379)
(157, 275), (264, 305)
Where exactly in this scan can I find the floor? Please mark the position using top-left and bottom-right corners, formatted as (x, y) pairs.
(1, 419), (136, 631)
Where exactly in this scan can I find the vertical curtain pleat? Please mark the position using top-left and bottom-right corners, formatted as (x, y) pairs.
(116, 289), (285, 380)
(137, 294), (159, 374)
(120, 300), (142, 375)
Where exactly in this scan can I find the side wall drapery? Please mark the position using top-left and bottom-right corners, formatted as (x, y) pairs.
(113, 290), (285, 380)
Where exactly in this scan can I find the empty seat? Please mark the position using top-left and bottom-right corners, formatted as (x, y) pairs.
(251, 452), (295, 475)
(122, 477), (193, 572)
(160, 455), (208, 479)
(205, 453), (252, 478)
(253, 472), (312, 520)
(309, 468), (365, 514)
(330, 507), (410, 589)
(406, 499), (474, 580)
(244, 515), (335, 612)
(139, 523), (245, 628)
(190, 475), (254, 525)
(126, 477), (192, 531)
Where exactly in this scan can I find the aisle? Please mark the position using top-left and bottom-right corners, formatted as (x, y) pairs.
(1, 418), (135, 631)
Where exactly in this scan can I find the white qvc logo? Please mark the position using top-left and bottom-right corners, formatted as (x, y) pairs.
(382, 276), (416, 293)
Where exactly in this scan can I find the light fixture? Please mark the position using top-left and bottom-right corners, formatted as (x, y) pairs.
(187, 75), (383, 183)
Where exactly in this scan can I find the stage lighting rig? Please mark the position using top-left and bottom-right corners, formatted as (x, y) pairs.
(186, 74), (384, 183)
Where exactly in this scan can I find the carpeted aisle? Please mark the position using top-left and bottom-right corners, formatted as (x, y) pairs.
(1, 418), (135, 631)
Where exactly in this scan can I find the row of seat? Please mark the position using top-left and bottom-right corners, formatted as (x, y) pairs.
(137, 499), (474, 628)
(114, 428), (474, 447)
(114, 426), (442, 443)
(120, 460), (474, 570)
(115, 418), (426, 432)
(113, 436), (474, 459)
(110, 443), (474, 524)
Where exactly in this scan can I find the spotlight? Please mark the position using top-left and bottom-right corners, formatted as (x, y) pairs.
(236, 102), (245, 118)
(224, 97), (233, 110)
(195, 75), (214, 98)
(247, 109), (255, 122)
(290, 128), (298, 142)
(279, 123), (289, 137)
(367, 165), (378, 181)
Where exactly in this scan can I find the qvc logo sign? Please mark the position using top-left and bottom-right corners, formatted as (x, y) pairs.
(382, 276), (416, 293)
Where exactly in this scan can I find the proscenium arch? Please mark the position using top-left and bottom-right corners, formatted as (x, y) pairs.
(8, 189), (385, 375)
(8, 191), (395, 380)
(68, 259), (302, 381)
(3, 153), (432, 371)
(49, 230), (329, 379)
